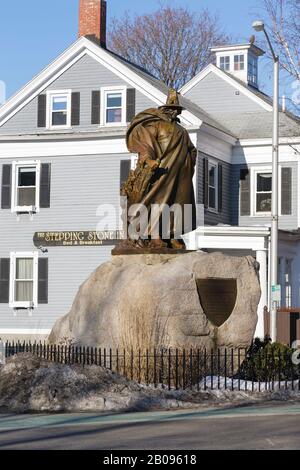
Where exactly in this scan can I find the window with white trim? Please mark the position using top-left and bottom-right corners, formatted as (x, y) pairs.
(9, 252), (38, 309)
(101, 87), (126, 126)
(255, 171), (272, 214)
(12, 161), (40, 213)
(47, 90), (71, 129)
(234, 54), (245, 71)
(208, 161), (218, 210)
(248, 55), (258, 86)
(220, 56), (230, 71)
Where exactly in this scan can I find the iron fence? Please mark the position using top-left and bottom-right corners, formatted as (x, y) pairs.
(4, 341), (300, 392)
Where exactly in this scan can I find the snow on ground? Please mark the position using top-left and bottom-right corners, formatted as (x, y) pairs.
(199, 376), (300, 392)
(0, 354), (299, 413)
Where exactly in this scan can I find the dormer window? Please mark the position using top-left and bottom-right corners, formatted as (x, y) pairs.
(234, 55), (245, 71)
(220, 56), (230, 71)
(248, 55), (258, 85)
(211, 43), (264, 88)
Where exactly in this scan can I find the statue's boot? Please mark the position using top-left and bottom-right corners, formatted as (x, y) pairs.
(149, 238), (168, 249)
(170, 239), (186, 250)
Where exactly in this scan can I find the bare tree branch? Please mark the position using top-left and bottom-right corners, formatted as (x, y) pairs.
(107, 6), (230, 90)
(257, 0), (300, 80)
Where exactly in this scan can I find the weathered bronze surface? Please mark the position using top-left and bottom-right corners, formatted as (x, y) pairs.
(196, 279), (237, 327)
(114, 88), (197, 254)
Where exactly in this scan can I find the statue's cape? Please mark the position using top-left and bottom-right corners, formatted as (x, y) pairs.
(125, 108), (197, 236)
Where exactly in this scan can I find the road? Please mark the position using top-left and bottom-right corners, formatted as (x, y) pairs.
(0, 404), (299, 450)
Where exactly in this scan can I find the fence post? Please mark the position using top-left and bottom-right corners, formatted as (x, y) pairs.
(204, 348), (207, 391)
(189, 348), (193, 390)
(0, 340), (5, 365)
(224, 348), (227, 390)
(168, 349), (171, 391)
(146, 349), (149, 386)
(175, 348), (179, 390)
(138, 349), (141, 384)
(182, 349), (186, 390)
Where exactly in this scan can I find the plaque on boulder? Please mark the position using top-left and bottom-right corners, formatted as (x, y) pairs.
(197, 279), (237, 327)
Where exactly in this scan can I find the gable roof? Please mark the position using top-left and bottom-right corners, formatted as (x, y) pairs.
(0, 36), (234, 139)
(180, 63), (300, 139)
(180, 63), (273, 112)
(104, 47), (234, 136)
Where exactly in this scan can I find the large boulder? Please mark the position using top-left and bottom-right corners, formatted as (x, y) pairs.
(49, 252), (261, 350)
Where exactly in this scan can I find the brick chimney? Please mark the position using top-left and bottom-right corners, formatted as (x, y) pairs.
(79, 0), (107, 48)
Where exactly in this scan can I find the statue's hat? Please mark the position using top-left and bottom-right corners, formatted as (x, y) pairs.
(159, 88), (185, 110)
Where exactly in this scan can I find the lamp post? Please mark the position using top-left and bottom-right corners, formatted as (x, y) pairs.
(252, 20), (279, 342)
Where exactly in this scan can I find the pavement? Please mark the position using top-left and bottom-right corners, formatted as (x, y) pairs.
(0, 403), (299, 450)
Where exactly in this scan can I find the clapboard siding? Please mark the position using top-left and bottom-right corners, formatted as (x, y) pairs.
(0, 152), (125, 329)
(184, 72), (264, 115)
(0, 54), (157, 135)
(197, 152), (231, 226)
(231, 162), (298, 230)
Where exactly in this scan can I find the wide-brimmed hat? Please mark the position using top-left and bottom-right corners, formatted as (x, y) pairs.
(159, 88), (185, 110)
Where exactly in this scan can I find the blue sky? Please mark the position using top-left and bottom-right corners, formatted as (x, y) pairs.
(0, 0), (288, 101)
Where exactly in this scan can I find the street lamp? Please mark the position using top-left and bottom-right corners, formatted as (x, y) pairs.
(252, 20), (280, 342)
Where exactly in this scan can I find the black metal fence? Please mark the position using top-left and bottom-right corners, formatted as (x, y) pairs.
(4, 341), (300, 392)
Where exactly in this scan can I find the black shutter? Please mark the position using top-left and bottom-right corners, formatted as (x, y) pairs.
(91, 90), (100, 125)
(1, 164), (12, 209)
(0, 258), (10, 303)
(203, 157), (209, 209)
(240, 168), (250, 216)
(281, 167), (292, 215)
(40, 164), (51, 208)
(126, 88), (136, 123)
(218, 163), (223, 213)
(120, 160), (131, 189)
(37, 94), (47, 128)
(38, 258), (48, 304)
(71, 92), (80, 126)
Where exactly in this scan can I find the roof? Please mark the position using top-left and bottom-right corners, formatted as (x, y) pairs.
(181, 62), (300, 140)
(219, 71), (300, 138)
(105, 45), (234, 136)
(211, 43), (265, 57)
(0, 36), (234, 138)
(211, 111), (300, 139)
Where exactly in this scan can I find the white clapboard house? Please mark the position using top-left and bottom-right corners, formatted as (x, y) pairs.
(0, 0), (299, 341)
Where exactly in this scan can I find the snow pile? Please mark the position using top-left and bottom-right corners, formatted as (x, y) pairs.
(0, 354), (299, 413)
(199, 376), (300, 392)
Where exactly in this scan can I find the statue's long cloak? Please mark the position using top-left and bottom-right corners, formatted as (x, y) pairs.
(126, 108), (197, 238)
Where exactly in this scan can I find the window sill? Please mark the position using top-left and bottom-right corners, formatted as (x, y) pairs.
(100, 122), (127, 128)
(12, 205), (38, 214)
(206, 208), (219, 215)
(251, 213), (272, 218)
(47, 126), (72, 131)
(9, 302), (35, 310)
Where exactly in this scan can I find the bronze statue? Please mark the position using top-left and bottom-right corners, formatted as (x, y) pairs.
(117, 89), (197, 252)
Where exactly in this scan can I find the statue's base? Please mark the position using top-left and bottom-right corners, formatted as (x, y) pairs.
(49, 251), (260, 353)
(111, 247), (195, 256)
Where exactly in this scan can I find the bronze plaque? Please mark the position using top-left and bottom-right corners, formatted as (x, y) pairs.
(196, 279), (237, 327)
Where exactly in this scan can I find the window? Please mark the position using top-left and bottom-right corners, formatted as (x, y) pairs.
(234, 54), (244, 71)
(220, 56), (230, 71)
(106, 93), (122, 123)
(255, 171), (272, 214)
(12, 161), (40, 213)
(248, 55), (258, 85)
(208, 162), (217, 210)
(101, 87), (126, 126)
(9, 252), (38, 309)
(47, 91), (71, 129)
